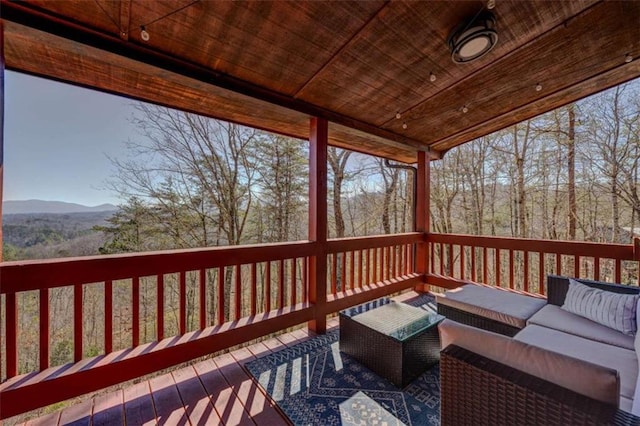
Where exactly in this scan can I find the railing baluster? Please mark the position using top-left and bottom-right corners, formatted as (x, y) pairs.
(405, 244), (410, 275)
(105, 280), (113, 354)
(179, 272), (187, 335)
(217, 267), (225, 324)
(539, 253), (545, 296)
(251, 263), (257, 316)
(40, 288), (49, 370)
(460, 245), (466, 280)
(482, 247), (487, 283)
(348, 251), (355, 290)
(359, 250), (364, 288)
(291, 258), (297, 306)
(495, 249), (501, 288)
(556, 253), (562, 275)
(74, 284), (83, 362)
(523, 252), (529, 293)
(365, 249), (371, 285)
(279, 259), (285, 308)
(594, 257), (600, 281)
(509, 250), (514, 289)
(371, 248), (377, 283)
(574, 255), (580, 278)
(391, 246), (396, 278)
(447, 244), (453, 277)
(341, 251), (347, 292)
(331, 253), (337, 295)
(615, 259), (622, 283)
(235, 264), (242, 320)
(157, 275), (164, 341)
(6, 293), (17, 377)
(303, 257), (308, 303)
(440, 244), (445, 276)
(385, 246), (391, 280)
(132, 277), (140, 346)
(471, 246), (477, 282)
(199, 269), (206, 329)
(265, 262), (271, 312)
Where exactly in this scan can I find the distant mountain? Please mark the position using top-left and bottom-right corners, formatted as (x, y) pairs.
(3, 199), (118, 214)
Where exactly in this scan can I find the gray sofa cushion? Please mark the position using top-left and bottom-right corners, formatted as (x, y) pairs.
(436, 284), (546, 329)
(439, 319), (620, 405)
(562, 279), (639, 335)
(527, 304), (635, 350)
(515, 324), (637, 402)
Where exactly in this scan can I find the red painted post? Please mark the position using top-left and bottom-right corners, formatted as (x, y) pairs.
(308, 117), (328, 333)
(460, 245), (466, 280)
(179, 272), (186, 334)
(495, 249), (501, 288)
(509, 250), (514, 289)
(157, 274), (164, 341)
(594, 257), (600, 281)
(348, 251), (354, 290)
(539, 253), (545, 295)
(373, 248), (378, 283)
(471, 247), (477, 282)
(483, 247), (488, 284)
(105, 280), (113, 353)
(132, 276), (140, 346)
(341, 251), (347, 291)
(415, 150), (430, 290)
(199, 269), (206, 328)
(74, 284), (83, 362)
(40, 288), (49, 370)
(365, 249), (371, 284)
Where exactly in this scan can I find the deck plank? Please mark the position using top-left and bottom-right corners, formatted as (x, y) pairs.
(216, 352), (287, 426)
(171, 365), (222, 425)
(58, 398), (92, 426)
(149, 374), (189, 425)
(194, 358), (255, 426)
(92, 389), (124, 426)
(123, 381), (156, 426)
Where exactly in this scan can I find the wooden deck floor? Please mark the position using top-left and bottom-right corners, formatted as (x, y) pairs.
(21, 291), (423, 426)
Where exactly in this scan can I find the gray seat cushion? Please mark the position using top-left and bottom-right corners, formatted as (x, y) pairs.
(437, 284), (546, 329)
(515, 324), (638, 402)
(439, 319), (620, 405)
(527, 304), (635, 350)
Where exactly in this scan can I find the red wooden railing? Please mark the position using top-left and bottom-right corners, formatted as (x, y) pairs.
(427, 233), (640, 295)
(0, 233), (422, 418)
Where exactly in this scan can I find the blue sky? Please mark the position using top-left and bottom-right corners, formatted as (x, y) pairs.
(4, 71), (138, 206)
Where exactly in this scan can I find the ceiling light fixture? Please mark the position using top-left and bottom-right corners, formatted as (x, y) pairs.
(536, 83), (543, 92)
(448, 11), (498, 64)
(396, 112), (402, 119)
(429, 72), (437, 82)
(402, 122), (408, 130)
(140, 26), (150, 41)
(462, 105), (469, 113)
(625, 53), (633, 63)
(487, 0), (496, 10)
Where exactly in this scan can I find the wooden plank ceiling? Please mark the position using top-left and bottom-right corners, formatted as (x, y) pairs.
(2, 0), (639, 163)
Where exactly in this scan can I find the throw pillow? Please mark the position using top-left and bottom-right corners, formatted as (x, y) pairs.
(562, 279), (639, 336)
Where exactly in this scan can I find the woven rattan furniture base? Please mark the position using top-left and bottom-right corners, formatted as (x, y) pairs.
(440, 344), (640, 426)
(339, 301), (443, 388)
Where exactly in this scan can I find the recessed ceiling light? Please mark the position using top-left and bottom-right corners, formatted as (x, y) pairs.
(140, 26), (150, 41)
(536, 83), (542, 92)
(448, 11), (498, 64)
(462, 106), (469, 113)
(625, 53), (633, 63)
(402, 122), (408, 129)
(429, 72), (437, 82)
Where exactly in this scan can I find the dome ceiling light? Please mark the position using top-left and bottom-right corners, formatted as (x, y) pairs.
(448, 11), (498, 64)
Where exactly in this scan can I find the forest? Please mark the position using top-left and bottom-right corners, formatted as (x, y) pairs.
(2, 80), (639, 383)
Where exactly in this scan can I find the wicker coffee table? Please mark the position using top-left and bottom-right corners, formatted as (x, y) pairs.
(339, 299), (444, 388)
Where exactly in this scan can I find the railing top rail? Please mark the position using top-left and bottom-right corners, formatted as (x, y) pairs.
(427, 233), (634, 260)
(327, 232), (423, 253)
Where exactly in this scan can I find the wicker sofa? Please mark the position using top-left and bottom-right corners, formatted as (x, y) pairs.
(438, 275), (640, 426)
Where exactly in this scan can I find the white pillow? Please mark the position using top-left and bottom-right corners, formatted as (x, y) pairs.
(562, 279), (639, 336)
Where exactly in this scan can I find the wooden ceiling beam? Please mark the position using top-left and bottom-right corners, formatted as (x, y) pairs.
(0, 0), (431, 155)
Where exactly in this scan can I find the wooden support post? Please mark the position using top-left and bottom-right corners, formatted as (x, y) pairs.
(415, 150), (430, 291)
(308, 117), (328, 334)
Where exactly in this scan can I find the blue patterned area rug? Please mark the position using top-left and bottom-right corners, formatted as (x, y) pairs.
(245, 296), (440, 426)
